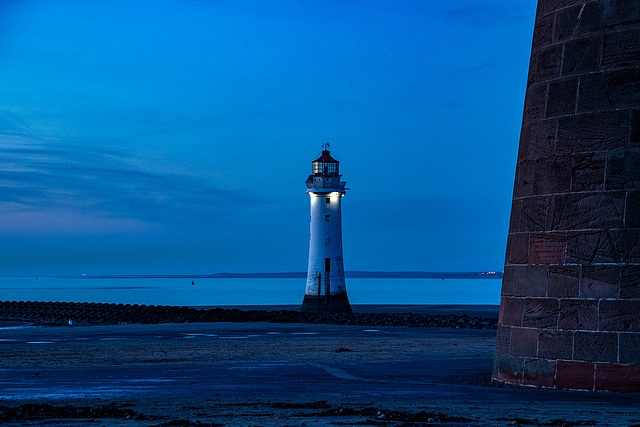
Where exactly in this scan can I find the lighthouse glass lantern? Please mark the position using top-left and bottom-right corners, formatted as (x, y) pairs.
(301, 148), (352, 314)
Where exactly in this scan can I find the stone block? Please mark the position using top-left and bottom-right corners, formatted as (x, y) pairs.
(565, 230), (601, 264)
(556, 111), (630, 154)
(632, 111), (640, 147)
(606, 150), (640, 191)
(522, 83), (548, 125)
(608, 229), (640, 264)
(554, 5), (584, 42)
(611, 1), (640, 27)
(510, 265), (549, 298)
(562, 36), (602, 77)
(565, 229), (634, 264)
(602, 28), (640, 70)
(626, 191), (640, 228)
(511, 327), (539, 357)
(493, 353), (524, 385)
(548, 192), (625, 231)
(546, 78), (578, 117)
(535, 45), (563, 81)
(548, 265), (580, 297)
(508, 199), (521, 233)
(529, 232), (567, 265)
(538, 329), (574, 359)
(514, 160), (534, 198)
(501, 266), (516, 296)
(595, 363), (640, 392)
(619, 333), (640, 364)
(555, 360), (595, 391)
(495, 325), (512, 354)
(523, 298), (560, 328)
(592, 230), (620, 264)
(578, 68), (640, 112)
(520, 197), (548, 232)
(571, 152), (605, 192)
(574, 331), (618, 362)
(531, 13), (554, 55)
(506, 233), (529, 265)
(532, 157), (572, 196)
(550, 193), (624, 231)
(543, 0), (585, 16)
(523, 358), (556, 388)
(518, 119), (557, 161)
(599, 300), (640, 332)
(620, 265), (640, 299)
(499, 297), (524, 327)
(567, 1), (640, 38)
(580, 265), (620, 299)
(558, 299), (598, 331)
(571, 2), (605, 35)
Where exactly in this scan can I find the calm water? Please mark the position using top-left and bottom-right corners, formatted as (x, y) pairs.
(0, 277), (502, 306)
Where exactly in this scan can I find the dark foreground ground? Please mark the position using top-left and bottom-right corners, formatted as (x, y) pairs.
(1, 306), (639, 426)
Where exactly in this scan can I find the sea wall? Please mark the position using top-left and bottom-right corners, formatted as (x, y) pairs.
(0, 300), (497, 329)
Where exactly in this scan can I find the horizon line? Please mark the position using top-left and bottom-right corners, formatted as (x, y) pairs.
(6, 271), (504, 279)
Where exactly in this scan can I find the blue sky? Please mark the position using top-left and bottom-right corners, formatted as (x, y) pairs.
(0, 0), (537, 275)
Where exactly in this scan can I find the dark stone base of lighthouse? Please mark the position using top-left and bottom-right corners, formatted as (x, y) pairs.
(300, 294), (353, 314)
(492, 0), (640, 392)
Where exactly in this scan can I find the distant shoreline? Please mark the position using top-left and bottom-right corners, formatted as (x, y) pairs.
(14, 271), (503, 279)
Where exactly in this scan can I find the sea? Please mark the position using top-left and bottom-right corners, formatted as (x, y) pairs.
(0, 276), (502, 307)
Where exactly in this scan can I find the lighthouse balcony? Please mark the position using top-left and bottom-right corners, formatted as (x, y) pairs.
(306, 177), (346, 193)
(306, 175), (344, 185)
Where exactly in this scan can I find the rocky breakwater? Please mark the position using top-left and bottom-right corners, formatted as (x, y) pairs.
(0, 300), (497, 329)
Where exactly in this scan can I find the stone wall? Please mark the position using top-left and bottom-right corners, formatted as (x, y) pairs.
(493, 0), (640, 392)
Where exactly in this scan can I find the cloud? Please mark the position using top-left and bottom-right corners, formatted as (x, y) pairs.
(0, 137), (257, 232)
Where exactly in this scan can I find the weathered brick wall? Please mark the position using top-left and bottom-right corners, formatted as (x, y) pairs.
(493, 0), (640, 392)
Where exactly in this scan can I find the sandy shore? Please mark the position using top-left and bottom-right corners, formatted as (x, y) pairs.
(1, 319), (640, 426)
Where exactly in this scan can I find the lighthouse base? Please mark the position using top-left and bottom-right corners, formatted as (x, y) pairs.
(300, 294), (352, 314)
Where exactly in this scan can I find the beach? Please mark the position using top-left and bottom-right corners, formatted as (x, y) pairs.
(1, 307), (640, 426)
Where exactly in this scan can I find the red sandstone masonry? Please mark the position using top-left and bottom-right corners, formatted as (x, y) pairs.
(573, 331), (618, 363)
(595, 363), (640, 392)
(499, 297), (524, 326)
(558, 299), (598, 331)
(493, 0), (640, 392)
(538, 329), (573, 359)
(547, 265), (580, 297)
(599, 300), (640, 332)
(510, 327), (539, 357)
(555, 361), (595, 391)
(523, 358), (556, 388)
(523, 298), (559, 329)
(528, 233), (567, 265)
(619, 333), (640, 364)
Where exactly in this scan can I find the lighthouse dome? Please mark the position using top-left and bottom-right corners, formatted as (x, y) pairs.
(312, 150), (339, 175)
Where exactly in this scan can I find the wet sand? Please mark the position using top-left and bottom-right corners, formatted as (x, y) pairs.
(1, 318), (640, 426)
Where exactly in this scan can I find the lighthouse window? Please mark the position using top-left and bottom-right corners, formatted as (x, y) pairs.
(313, 162), (339, 175)
(325, 215), (330, 221)
(325, 198), (330, 204)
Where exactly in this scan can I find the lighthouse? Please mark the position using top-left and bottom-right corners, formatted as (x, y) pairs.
(301, 147), (352, 314)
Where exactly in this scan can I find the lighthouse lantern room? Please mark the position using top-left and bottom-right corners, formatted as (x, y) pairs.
(301, 148), (352, 313)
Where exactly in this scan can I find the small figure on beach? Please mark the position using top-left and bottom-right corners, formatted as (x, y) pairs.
(68, 320), (73, 327)
(191, 281), (195, 286)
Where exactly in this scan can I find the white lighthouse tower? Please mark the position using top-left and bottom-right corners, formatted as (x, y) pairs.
(301, 147), (352, 314)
